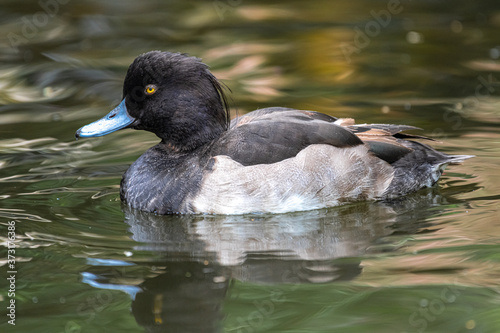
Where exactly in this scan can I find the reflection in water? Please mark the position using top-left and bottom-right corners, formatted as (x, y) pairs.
(131, 262), (229, 333)
(80, 188), (462, 332)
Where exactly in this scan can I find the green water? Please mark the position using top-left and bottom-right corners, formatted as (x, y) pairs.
(1, 0), (500, 332)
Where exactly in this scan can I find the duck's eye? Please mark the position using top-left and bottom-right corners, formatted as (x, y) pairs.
(145, 84), (157, 95)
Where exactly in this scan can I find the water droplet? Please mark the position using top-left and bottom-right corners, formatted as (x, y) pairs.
(406, 31), (423, 44)
(465, 319), (476, 329)
(489, 47), (500, 59)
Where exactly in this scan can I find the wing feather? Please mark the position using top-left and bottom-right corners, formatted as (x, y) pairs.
(210, 108), (362, 166)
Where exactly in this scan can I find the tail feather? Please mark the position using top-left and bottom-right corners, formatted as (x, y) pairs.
(443, 154), (475, 165)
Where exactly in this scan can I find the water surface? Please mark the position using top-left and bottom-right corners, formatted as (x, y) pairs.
(1, 1), (500, 332)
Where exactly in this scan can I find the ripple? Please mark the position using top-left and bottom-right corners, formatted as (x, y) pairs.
(0, 137), (127, 186)
(0, 208), (51, 222)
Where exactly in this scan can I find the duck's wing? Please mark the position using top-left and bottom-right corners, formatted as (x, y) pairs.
(209, 109), (446, 167)
(341, 120), (419, 164)
(209, 108), (363, 166)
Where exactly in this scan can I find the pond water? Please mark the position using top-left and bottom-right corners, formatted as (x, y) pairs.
(1, 0), (500, 332)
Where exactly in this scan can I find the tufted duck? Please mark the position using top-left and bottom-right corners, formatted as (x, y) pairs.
(76, 51), (472, 214)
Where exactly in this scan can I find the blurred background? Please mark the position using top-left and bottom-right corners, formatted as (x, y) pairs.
(0, 0), (499, 332)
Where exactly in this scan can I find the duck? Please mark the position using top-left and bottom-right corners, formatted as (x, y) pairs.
(75, 51), (472, 215)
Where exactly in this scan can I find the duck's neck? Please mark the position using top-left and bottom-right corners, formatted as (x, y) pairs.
(159, 113), (227, 151)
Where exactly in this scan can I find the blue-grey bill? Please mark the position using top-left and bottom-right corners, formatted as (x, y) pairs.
(75, 99), (135, 139)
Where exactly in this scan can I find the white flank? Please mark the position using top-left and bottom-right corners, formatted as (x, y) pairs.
(190, 144), (394, 214)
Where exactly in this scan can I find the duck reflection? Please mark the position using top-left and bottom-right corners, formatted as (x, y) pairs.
(130, 261), (229, 333)
(83, 188), (471, 332)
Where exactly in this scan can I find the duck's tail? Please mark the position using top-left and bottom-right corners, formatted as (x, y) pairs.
(442, 154), (475, 165)
(382, 140), (473, 198)
(334, 119), (473, 198)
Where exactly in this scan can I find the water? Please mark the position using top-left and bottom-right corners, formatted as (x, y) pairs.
(1, 0), (500, 332)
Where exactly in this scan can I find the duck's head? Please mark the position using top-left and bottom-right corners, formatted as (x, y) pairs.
(76, 51), (230, 150)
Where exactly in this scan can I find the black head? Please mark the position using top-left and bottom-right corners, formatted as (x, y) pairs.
(76, 51), (230, 151)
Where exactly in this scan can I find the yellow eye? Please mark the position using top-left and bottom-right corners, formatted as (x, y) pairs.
(145, 84), (157, 95)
